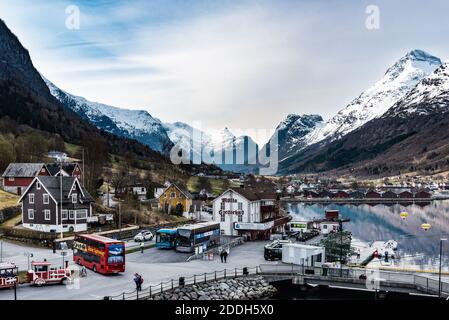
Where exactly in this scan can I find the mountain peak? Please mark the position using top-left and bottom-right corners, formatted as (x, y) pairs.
(406, 49), (442, 64)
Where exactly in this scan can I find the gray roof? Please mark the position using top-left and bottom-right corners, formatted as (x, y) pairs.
(2, 163), (46, 178)
(35, 176), (94, 204)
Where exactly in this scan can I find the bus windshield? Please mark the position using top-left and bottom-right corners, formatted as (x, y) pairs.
(177, 229), (192, 245)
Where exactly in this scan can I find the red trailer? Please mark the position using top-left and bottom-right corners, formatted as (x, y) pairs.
(0, 263), (18, 289)
(27, 261), (71, 286)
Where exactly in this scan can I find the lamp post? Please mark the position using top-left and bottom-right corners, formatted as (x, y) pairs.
(439, 238), (447, 299)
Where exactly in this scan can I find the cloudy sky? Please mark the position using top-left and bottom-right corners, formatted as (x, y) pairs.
(1, 0), (449, 144)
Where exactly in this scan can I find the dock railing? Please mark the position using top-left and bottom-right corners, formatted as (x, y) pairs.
(259, 264), (449, 296)
(105, 266), (260, 300)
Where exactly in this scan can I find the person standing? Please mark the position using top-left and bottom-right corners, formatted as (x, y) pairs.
(223, 248), (229, 263)
(140, 242), (144, 254)
(134, 273), (142, 291)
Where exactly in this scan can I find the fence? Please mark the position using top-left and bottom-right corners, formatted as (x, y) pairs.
(106, 266), (260, 300)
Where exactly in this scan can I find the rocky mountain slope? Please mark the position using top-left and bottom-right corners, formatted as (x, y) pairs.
(281, 62), (449, 177)
(43, 78), (173, 154)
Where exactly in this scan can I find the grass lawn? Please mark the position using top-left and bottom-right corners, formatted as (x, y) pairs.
(0, 190), (19, 210)
(64, 142), (81, 157)
(187, 177), (240, 196)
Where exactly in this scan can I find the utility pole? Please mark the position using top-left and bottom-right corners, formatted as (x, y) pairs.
(82, 147), (85, 187)
(0, 240), (3, 263)
(340, 220), (343, 277)
(439, 238), (447, 298)
(60, 161), (63, 240)
(118, 202), (122, 239)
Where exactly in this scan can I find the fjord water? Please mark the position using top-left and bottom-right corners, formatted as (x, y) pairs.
(286, 201), (449, 271)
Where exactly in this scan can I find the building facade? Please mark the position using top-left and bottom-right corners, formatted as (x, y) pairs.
(212, 188), (290, 239)
(158, 183), (193, 214)
(18, 176), (94, 233)
(2, 163), (50, 195)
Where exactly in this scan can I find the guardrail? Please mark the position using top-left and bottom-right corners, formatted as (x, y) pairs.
(105, 266), (260, 300)
(186, 237), (245, 262)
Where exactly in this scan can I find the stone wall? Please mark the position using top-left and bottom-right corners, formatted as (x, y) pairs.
(149, 276), (277, 300)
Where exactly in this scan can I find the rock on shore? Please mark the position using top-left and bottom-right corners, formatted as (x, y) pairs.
(149, 276), (277, 300)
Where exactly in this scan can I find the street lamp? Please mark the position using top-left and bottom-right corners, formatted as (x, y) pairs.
(439, 238), (447, 299)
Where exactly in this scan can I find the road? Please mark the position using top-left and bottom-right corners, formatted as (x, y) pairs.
(0, 240), (271, 300)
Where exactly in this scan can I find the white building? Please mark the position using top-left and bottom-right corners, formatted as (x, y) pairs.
(212, 188), (290, 240)
(282, 243), (325, 267)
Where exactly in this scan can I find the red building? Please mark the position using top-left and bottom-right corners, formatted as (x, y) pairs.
(365, 190), (381, 198)
(382, 190), (398, 198)
(414, 190), (431, 199)
(399, 191), (413, 198)
(46, 163), (82, 180)
(2, 163), (50, 195)
(334, 190), (350, 198)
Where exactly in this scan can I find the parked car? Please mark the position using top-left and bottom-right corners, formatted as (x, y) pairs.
(264, 240), (290, 261)
(134, 230), (154, 242)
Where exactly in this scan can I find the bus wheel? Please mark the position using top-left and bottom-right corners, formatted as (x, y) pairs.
(93, 265), (97, 273)
(60, 278), (67, 285)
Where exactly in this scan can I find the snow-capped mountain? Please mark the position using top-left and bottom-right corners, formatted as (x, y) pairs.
(387, 62), (449, 117)
(305, 49), (442, 145)
(164, 122), (258, 172)
(43, 77), (173, 153)
(262, 114), (324, 161)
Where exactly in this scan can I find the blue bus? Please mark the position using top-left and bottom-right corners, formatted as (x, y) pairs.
(175, 222), (220, 253)
(155, 228), (177, 249)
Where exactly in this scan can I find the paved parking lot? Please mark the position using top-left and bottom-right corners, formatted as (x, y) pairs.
(0, 239), (271, 300)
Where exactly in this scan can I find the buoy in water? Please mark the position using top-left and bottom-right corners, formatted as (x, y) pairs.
(421, 223), (431, 231)
(400, 212), (409, 220)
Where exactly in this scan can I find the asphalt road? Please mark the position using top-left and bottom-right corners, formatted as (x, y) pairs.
(0, 239), (271, 300)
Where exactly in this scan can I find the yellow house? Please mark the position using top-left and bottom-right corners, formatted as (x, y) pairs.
(158, 183), (193, 214)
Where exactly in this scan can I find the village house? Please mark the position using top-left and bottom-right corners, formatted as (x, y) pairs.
(158, 183), (193, 214)
(46, 163), (82, 180)
(116, 183), (148, 201)
(18, 176), (94, 233)
(382, 190), (398, 199)
(2, 163), (50, 195)
(212, 187), (290, 239)
(334, 190), (350, 199)
(365, 190), (381, 198)
(414, 189), (432, 199)
(47, 151), (68, 162)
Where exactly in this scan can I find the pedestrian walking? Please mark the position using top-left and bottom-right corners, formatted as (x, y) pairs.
(140, 242), (144, 254)
(80, 266), (87, 277)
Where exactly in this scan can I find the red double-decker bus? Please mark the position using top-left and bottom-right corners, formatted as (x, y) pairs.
(73, 234), (125, 274)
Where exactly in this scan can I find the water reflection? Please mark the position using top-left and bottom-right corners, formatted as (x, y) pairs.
(285, 201), (449, 271)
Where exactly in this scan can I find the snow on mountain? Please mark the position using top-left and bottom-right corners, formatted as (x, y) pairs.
(43, 77), (173, 153)
(305, 49), (442, 145)
(387, 62), (449, 117)
(164, 122), (258, 172)
(263, 114), (324, 161)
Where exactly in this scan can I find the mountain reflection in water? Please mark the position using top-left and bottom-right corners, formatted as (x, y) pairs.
(286, 200), (449, 271)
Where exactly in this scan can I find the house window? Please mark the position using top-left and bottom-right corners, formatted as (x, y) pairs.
(62, 210), (68, 220)
(29, 194), (34, 204)
(69, 210), (75, 219)
(36, 182), (41, 190)
(220, 214), (225, 222)
(8, 177), (14, 181)
(238, 202), (243, 210)
(28, 209), (34, 220)
(220, 202), (225, 210)
(170, 192), (176, 198)
(72, 194), (77, 203)
(238, 214), (243, 222)
(43, 194), (49, 204)
(44, 210), (51, 221)
(76, 210), (87, 219)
